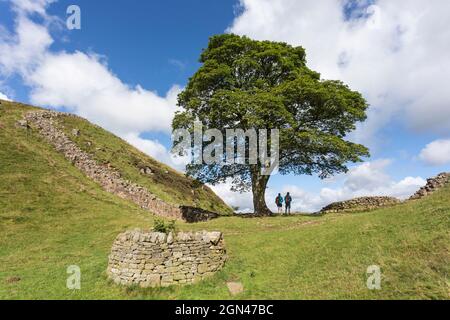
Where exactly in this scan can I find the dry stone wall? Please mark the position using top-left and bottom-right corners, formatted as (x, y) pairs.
(23, 110), (217, 222)
(180, 206), (219, 223)
(409, 172), (450, 200)
(320, 196), (401, 213)
(107, 230), (226, 287)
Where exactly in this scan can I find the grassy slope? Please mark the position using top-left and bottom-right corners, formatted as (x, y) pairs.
(6, 101), (233, 214)
(1, 100), (449, 300)
(58, 112), (233, 214)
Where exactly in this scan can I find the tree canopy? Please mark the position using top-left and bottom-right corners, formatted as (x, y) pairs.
(173, 34), (369, 215)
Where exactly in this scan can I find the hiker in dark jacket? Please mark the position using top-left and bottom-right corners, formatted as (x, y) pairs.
(284, 192), (292, 215)
(275, 193), (284, 214)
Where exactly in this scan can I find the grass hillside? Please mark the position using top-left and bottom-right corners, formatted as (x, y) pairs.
(1, 101), (232, 215)
(0, 99), (449, 300)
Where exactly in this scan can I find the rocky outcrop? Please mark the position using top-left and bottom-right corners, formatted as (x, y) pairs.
(180, 206), (219, 223)
(409, 172), (450, 200)
(24, 110), (218, 222)
(320, 196), (401, 213)
(16, 119), (30, 129)
(107, 230), (226, 287)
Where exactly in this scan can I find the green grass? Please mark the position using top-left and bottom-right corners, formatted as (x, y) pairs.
(56, 113), (233, 214)
(0, 101), (449, 300)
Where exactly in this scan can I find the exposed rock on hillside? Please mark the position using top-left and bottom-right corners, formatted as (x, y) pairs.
(409, 172), (450, 200)
(24, 110), (218, 222)
(16, 119), (29, 128)
(320, 196), (401, 213)
(180, 206), (219, 223)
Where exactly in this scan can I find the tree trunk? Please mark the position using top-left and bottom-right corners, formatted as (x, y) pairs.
(251, 168), (272, 216)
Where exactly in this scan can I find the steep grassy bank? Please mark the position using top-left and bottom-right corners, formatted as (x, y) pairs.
(1, 101), (232, 214)
(56, 114), (232, 214)
(0, 100), (448, 300)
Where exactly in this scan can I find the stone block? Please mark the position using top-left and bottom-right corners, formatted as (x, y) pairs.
(227, 282), (244, 296)
(197, 264), (209, 274)
(173, 251), (183, 259)
(173, 273), (186, 281)
(139, 274), (161, 288)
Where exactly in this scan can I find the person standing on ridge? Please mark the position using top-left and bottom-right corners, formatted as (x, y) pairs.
(285, 192), (292, 215)
(275, 193), (284, 215)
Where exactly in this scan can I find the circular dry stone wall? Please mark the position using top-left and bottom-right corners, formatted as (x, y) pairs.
(107, 230), (226, 288)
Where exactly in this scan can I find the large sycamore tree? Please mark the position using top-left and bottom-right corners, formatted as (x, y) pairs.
(173, 34), (369, 215)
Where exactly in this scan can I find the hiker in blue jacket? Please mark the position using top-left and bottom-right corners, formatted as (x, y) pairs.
(284, 192), (292, 215)
(275, 193), (284, 214)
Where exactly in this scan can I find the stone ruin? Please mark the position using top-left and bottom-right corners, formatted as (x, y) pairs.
(409, 172), (450, 200)
(320, 173), (450, 213)
(320, 196), (401, 214)
(180, 206), (219, 223)
(107, 230), (226, 288)
(23, 110), (219, 223)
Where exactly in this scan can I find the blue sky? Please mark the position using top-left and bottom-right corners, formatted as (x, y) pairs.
(1, 0), (449, 212)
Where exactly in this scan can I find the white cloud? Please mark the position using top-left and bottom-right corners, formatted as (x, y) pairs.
(0, 92), (11, 101)
(209, 180), (254, 213)
(212, 159), (425, 213)
(0, 10), (53, 76)
(229, 0), (450, 145)
(419, 139), (450, 166)
(10, 0), (56, 16)
(0, 0), (182, 167)
(123, 132), (173, 162)
(123, 132), (190, 171)
(28, 52), (181, 135)
(272, 160), (426, 213)
(343, 159), (392, 192)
